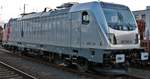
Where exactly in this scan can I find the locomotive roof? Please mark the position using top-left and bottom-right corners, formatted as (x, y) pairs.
(10, 1), (129, 21)
(17, 8), (70, 20)
(70, 1), (129, 12)
(100, 2), (129, 10)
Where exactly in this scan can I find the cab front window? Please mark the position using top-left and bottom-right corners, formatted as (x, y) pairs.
(103, 7), (136, 31)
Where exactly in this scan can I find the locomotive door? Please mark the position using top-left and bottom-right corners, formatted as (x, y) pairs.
(70, 12), (81, 48)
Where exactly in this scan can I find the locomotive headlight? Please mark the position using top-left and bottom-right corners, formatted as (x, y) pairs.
(141, 52), (149, 60)
(107, 33), (117, 44)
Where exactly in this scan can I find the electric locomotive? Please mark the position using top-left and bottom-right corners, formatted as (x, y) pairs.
(2, 2), (149, 74)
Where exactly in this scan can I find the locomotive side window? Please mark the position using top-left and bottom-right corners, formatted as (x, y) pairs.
(82, 11), (90, 25)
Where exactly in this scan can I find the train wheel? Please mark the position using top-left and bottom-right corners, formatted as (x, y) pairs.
(49, 53), (63, 65)
(80, 59), (89, 72)
(72, 58), (89, 72)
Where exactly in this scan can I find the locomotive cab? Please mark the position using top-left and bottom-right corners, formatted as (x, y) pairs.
(101, 2), (139, 48)
(101, 2), (149, 65)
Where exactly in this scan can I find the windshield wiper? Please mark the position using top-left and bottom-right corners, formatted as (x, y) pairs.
(127, 23), (136, 30)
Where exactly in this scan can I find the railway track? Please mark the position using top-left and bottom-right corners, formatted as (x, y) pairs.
(0, 48), (144, 79)
(0, 61), (37, 79)
(62, 68), (143, 79)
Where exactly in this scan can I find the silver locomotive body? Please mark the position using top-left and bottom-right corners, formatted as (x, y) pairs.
(3, 2), (149, 73)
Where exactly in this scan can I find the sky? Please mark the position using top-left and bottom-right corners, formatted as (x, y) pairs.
(0, 0), (150, 22)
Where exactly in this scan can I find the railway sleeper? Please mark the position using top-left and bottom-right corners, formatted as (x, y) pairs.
(0, 74), (21, 78)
